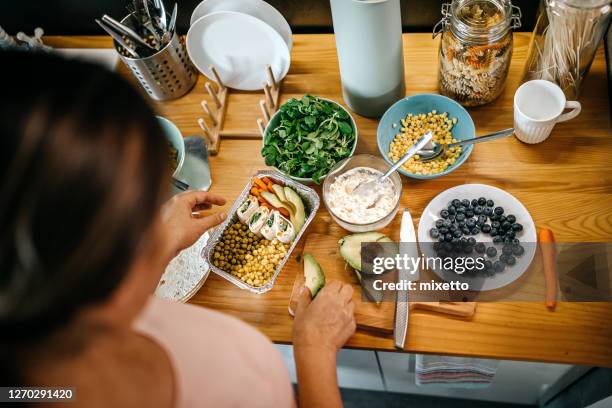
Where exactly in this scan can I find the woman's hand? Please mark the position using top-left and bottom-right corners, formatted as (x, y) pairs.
(292, 281), (356, 408)
(161, 191), (227, 259)
(292, 280), (356, 354)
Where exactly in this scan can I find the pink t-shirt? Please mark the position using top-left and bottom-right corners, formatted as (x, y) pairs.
(134, 297), (295, 408)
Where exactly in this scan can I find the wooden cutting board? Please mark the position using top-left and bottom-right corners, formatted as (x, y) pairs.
(288, 233), (477, 335)
(288, 233), (396, 334)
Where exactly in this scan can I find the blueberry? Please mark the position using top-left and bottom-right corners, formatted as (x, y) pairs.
(435, 219), (444, 228)
(486, 246), (497, 257)
(478, 197), (487, 206)
(489, 214), (499, 222)
(490, 227), (498, 236)
(505, 230), (516, 239)
(438, 235), (445, 242)
(443, 243), (453, 252)
(457, 220), (465, 228)
(474, 206), (483, 215)
(506, 215), (516, 223)
(486, 199), (495, 207)
(448, 206), (457, 215)
(462, 226), (471, 235)
(452, 229), (463, 238)
(512, 223), (523, 232)
(494, 206), (504, 215)
(466, 218), (476, 228)
(512, 245), (525, 256)
(499, 254), (508, 263)
(502, 245), (513, 255)
(448, 214), (456, 222)
(465, 210), (475, 218)
(483, 207), (493, 216)
(501, 221), (512, 230)
(451, 199), (462, 207)
(475, 242), (486, 253)
(463, 246), (473, 254)
(478, 215), (487, 224)
(456, 206), (466, 214)
(443, 219), (452, 228)
(494, 261), (506, 272)
(444, 233), (453, 242)
(493, 236), (504, 244)
(492, 221), (501, 229)
(459, 237), (468, 246)
(471, 227), (481, 235)
(439, 227), (448, 235)
(461, 199), (470, 207)
(471, 199), (479, 207)
(467, 237), (477, 246)
(440, 209), (449, 218)
(430, 228), (439, 238)
(511, 238), (520, 246)
(456, 213), (465, 222)
(481, 224), (491, 233)
(506, 255), (516, 265)
(484, 260), (493, 269)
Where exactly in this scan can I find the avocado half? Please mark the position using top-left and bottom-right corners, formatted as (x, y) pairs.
(338, 232), (393, 272)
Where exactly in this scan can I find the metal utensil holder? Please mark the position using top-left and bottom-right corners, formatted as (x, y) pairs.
(114, 14), (197, 101)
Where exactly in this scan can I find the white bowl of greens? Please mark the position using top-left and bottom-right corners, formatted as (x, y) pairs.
(261, 95), (358, 184)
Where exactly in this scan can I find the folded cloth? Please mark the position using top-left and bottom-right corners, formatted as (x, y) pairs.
(415, 354), (499, 388)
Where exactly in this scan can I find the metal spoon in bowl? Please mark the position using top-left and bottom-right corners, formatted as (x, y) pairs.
(352, 132), (433, 202)
(417, 128), (515, 162)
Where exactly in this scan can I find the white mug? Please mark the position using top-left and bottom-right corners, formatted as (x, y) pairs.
(514, 80), (581, 144)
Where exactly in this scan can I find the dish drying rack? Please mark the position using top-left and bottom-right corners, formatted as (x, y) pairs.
(196, 64), (282, 155)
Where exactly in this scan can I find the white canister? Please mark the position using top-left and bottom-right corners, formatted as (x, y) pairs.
(330, 0), (406, 118)
(514, 80), (581, 144)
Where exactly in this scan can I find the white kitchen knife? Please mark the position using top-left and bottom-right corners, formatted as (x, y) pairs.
(394, 208), (420, 349)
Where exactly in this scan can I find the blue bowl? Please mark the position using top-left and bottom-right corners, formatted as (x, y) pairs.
(377, 94), (475, 179)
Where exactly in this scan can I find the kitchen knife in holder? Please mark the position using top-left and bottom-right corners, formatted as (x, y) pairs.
(114, 13), (197, 101)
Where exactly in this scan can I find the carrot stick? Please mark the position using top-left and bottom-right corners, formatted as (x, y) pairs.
(250, 187), (261, 197)
(265, 181), (275, 192)
(257, 197), (266, 205)
(278, 207), (290, 217)
(261, 176), (273, 185)
(253, 178), (268, 191)
(539, 228), (557, 310)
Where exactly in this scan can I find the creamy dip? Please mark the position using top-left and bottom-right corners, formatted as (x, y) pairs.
(327, 167), (397, 224)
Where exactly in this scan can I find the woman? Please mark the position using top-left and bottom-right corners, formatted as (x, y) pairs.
(0, 51), (356, 407)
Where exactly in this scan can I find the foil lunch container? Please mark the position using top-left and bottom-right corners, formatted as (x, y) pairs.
(202, 170), (320, 294)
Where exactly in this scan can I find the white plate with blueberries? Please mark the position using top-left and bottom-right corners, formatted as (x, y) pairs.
(417, 184), (537, 291)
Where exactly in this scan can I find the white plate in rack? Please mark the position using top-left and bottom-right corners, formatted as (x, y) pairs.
(187, 11), (290, 91)
(417, 184), (537, 291)
(190, 0), (292, 50)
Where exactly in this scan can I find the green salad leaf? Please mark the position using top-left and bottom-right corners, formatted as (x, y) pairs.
(261, 95), (356, 184)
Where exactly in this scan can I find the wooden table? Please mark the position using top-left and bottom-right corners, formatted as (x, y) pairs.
(47, 34), (612, 367)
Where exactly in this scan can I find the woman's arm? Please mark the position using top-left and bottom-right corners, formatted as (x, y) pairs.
(292, 281), (356, 408)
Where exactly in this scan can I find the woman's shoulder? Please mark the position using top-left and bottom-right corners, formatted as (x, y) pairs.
(134, 296), (295, 408)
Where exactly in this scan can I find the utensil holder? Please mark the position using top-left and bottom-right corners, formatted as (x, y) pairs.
(114, 14), (197, 101)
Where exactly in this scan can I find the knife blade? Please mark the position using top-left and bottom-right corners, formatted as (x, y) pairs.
(394, 208), (420, 349)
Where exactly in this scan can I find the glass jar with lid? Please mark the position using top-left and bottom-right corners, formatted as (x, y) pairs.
(433, 0), (522, 106)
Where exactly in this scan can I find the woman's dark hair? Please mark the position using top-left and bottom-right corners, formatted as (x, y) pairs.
(0, 50), (170, 382)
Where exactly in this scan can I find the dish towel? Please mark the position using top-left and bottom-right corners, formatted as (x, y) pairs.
(415, 354), (499, 388)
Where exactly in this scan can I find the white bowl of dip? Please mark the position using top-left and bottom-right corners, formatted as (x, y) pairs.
(323, 154), (402, 232)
